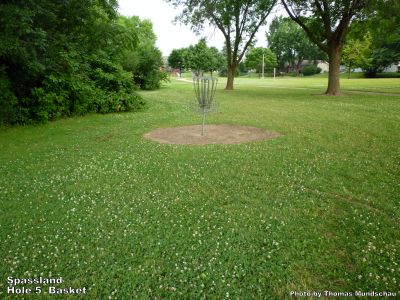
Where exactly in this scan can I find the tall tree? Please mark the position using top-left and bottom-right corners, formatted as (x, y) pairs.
(183, 39), (224, 76)
(166, 0), (277, 90)
(0, 0), (145, 124)
(351, 0), (400, 76)
(342, 34), (372, 78)
(119, 16), (167, 90)
(281, 0), (369, 95)
(207, 46), (225, 76)
(244, 47), (277, 75)
(184, 39), (211, 76)
(267, 17), (326, 74)
(168, 48), (186, 77)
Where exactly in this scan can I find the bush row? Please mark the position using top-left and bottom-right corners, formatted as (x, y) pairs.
(0, 57), (145, 125)
(0, 2), (163, 125)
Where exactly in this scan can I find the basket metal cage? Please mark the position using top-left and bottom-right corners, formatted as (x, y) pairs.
(190, 77), (218, 135)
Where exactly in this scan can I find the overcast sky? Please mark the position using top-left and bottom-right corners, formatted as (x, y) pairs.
(117, 0), (284, 56)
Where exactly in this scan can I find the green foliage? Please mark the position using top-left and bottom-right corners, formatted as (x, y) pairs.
(31, 74), (92, 122)
(237, 62), (248, 75)
(245, 47), (277, 73)
(281, 0), (371, 94)
(184, 39), (209, 75)
(134, 46), (168, 90)
(218, 65), (240, 77)
(118, 16), (156, 46)
(366, 48), (400, 76)
(91, 91), (145, 114)
(25, 62), (144, 123)
(183, 39), (225, 76)
(0, 66), (19, 124)
(300, 64), (322, 76)
(367, 72), (400, 78)
(342, 34), (372, 78)
(286, 71), (298, 77)
(119, 16), (168, 90)
(168, 48), (186, 71)
(358, 0), (400, 75)
(267, 16), (326, 72)
(281, 1), (370, 53)
(166, 0), (277, 89)
(207, 47), (225, 75)
(0, 1), (148, 125)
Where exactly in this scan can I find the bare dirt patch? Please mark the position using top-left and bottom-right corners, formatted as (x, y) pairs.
(143, 124), (280, 145)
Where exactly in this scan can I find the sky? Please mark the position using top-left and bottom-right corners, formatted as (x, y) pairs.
(117, 0), (284, 56)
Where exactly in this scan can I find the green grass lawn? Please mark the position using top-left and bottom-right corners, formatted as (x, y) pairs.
(1, 77), (399, 299)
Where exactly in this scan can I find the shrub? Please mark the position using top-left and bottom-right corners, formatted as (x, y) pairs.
(286, 71), (298, 77)
(30, 73), (95, 122)
(28, 70), (145, 123)
(0, 3), (150, 125)
(365, 72), (400, 78)
(91, 91), (145, 114)
(89, 57), (137, 92)
(126, 46), (168, 90)
(134, 70), (169, 90)
(301, 65), (321, 76)
(0, 67), (19, 124)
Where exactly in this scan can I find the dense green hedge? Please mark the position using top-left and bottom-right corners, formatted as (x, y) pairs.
(365, 72), (400, 78)
(0, 1), (165, 125)
(301, 65), (322, 76)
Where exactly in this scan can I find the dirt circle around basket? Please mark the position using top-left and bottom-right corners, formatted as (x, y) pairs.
(144, 124), (280, 145)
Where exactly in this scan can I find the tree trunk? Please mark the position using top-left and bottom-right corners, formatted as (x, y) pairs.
(348, 64), (351, 79)
(326, 45), (341, 95)
(226, 64), (236, 90)
(295, 59), (303, 76)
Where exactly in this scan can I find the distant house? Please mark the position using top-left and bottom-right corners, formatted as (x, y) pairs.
(336, 62), (400, 74)
(302, 60), (329, 73)
(383, 62), (400, 73)
(285, 60), (329, 73)
(316, 61), (329, 73)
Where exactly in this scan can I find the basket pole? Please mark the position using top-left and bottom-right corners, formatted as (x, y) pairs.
(201, 107), (206, 135)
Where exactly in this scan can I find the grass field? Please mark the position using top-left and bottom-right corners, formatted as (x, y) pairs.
(1, 77), (399, 299)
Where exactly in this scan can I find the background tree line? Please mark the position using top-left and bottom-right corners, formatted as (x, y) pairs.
(0, 0), (166, 125)
(267, 16), (327, 75)
(342, 0), (400, 78)
(168, 0), (399, 95)
(167, 27), (325, 78)
(168, 39), (281, 78)
(168, 39), (225, 77)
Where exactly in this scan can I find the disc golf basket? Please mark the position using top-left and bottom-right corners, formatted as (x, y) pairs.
(190, 77), (218, 135)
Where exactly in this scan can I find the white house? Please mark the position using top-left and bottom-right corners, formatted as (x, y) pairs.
(383, 62), (400, 73)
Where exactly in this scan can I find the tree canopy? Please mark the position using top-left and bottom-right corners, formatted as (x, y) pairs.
(166, 0), (277, 89)
(119, 16), (167, 90)
(168, 48), (187, 77)
(342, 33), (372, 78)
(348, 0), (400, 76)
(0, 1), (167, 125)
(184, 39), (225, 76)
(244, 47), (277, 74)
(267, 16), (326, 74)
(281, 0), (370, 95)
(168, 39), (224, 76)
